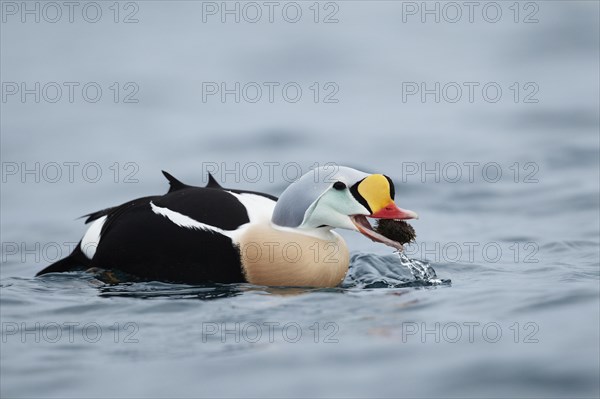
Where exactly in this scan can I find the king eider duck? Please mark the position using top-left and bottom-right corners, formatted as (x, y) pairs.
(36, 166), (418, 287)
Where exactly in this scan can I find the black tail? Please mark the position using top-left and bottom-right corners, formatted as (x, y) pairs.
(36, 243), (90, 276)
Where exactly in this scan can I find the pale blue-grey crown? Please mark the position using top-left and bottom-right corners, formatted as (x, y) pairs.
(271, 166), (369, 228)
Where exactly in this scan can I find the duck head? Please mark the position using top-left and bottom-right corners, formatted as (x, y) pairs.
(272, 166), (417, 249)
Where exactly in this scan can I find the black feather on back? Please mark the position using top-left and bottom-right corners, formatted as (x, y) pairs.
(206, 173), (222, 188)
(82, 207), (117, 224)
(162, 170), (191, 193)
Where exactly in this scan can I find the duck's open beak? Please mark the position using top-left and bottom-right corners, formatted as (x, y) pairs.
(349, 215), (401, 250)
(350, 202), (418, 250)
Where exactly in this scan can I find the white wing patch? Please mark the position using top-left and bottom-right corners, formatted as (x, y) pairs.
(80, 215), (107, 259)
(150, 193), (276, 243)
(150, 201), (232, 237)
(227, 192), (276, 223)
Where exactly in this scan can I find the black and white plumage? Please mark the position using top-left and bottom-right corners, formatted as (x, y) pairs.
(37, 167), (418, 287)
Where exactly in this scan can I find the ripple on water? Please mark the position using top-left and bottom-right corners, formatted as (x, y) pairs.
(542, 240), (600, 254)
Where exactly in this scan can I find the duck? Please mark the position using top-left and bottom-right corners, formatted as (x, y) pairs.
(36, 166), (418, 287)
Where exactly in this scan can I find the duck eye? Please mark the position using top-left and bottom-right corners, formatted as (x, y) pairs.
(333, 181), (346, 190)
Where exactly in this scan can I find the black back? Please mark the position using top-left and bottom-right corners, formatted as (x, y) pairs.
(38, 172), (278, 284)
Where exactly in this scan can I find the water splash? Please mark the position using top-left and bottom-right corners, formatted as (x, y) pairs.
(395, 250), (443, 283)
(343, 252), (450, 288)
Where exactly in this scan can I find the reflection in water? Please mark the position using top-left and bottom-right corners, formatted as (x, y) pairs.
(75, 252), (452, 299)
(98, 281), (243, 300)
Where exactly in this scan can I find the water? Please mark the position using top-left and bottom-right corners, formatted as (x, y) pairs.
(1, 1), (599, 398)
(394, 251), (443, 283)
